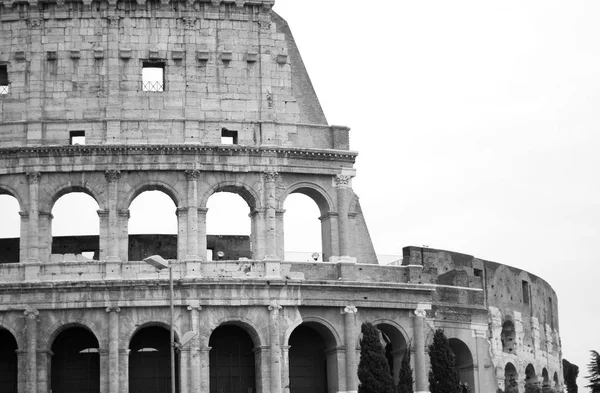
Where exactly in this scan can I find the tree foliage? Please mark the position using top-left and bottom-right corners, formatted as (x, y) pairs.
(563, 358), (579, 393)
(428, 329), (460, 393)
(397, 345), (414, 393)
(358, 322), (394, 393)
(586, 350), (600, 393)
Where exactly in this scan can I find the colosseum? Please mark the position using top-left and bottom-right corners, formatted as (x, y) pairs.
(0, 1), (562, 393)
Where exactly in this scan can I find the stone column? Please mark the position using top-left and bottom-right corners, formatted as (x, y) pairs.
(334, 175), (352, 259)
(263, 172), (279, 260)
(281, 345), (290, 393)
(119, 349), (130, 393)
(105, 170), (121, 262)
(180, 348), (191, 393)
(24, 308), (38, 393)
(107, 307), (120, 393)
(268, 301), (282, 393)
(37, 349), (52, 393)
(199, 347), (211, 393)
(26, 172), (40, 262)
(185, 170), (201, 261)
(342, 306), (358, 393)
(198, 208), (208, 262)
(413, 307), (429, 393)
(188, 305), (202, 393)
(97, 209), (109, 261)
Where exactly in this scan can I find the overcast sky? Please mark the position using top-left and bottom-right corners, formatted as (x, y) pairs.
(273, 0), (600, 389)
(0, 0), (598, 389)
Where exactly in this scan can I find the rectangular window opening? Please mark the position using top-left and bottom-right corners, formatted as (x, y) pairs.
(473, 268), (483, 278)
(221, 128), (238, 145)
(0, 65), (9, 95)
(522, 280), (530, 304)
(142, 62), (165, 92)
(70, 130), (86, 145)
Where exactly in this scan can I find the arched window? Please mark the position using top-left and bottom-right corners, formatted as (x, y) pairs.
(0, 329), (18, 392)
(542, 368), (549, 388)
(206, 192), (251, 261)
(129, 326), (178, 393)
(375, 323), (408, 385)
(501, 320), (516, 353)
(209, 325), (256, 393)
(504, 362), (518, 393)
(52, 193), (100, 260)
(448, 338), (475, 391)
(0, 194), (20, 263)
(50, 327), (100, 393)
(284, 193), (322, 262)
(129, 191), (178, 260)
(525, 364), (537, 387)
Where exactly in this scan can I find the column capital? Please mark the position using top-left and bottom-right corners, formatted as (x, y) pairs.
(26, 172), (41, 183)
(263, 171), (279, 182)
(268, 300), (282, 314)
(334, 174), (352, 188)
(105, 169), (121, 182)
(342, 306), (358, 314)
(24, 309), (39, 318)
(187, 305), (203, 311)
(414, 309), (427, 318)
(106, 306), (121, 313)
(185, 169), (201, 180)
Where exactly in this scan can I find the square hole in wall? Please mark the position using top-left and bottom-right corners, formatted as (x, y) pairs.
(70, 130), (85, 145)
(221, 128), (238, 145)
(142, 61), (165, 92)
(0, 65), (9, 95)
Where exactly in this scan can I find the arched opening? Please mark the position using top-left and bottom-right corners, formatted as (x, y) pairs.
(0, 329), (18, 393)
(505, 362), (518, 393)
(288, 321), (339, 393)
(525, 364), (537, 388)
(129, 191), (178, 260)
(206, 192), (251, 261)
(209, 325), (256, 393)
(289, 325), (328, 393)
(0, 194), (20, 263)
(51, 192), (100, 260)
(541, 368), (549, 389)
(284, 193), (322, 262)
(501, 320), (516, 354)
(50, 326), (100, 393)
(374, 323), (408, 385)
(448, 338), (475, 392)
(552, 372), (559, 389)
(129, 325), (178, 393)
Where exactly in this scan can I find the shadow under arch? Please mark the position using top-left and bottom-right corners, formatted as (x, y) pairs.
(44, 320), (103, 351)
(286, 316), (342, 393)
(0, 324), (22, 350)
(200, 181), (261, 211)
(208, 316), (265, 348)
(372, 319), (410, 385)
(504, 362), (518, 392)
(0, 327), (18, 392)
(448, 338), (475, 391)
(124, 321), (182, 350)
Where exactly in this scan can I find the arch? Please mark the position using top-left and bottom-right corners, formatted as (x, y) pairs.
(209, 325), (256, 393)
(45, 321), (104, 351)
(0, 324), (23, 350)
(279, 182), (334, 217)
(283, 192), (322, 260)
(124, 181), (182, 210)
(504, 362), (518, 393)
(125, 321), (181, 350)
(0, 193), (21, 263)
(373, 319), (409, 386)
(542, 368), (549, 387)
(129, 325), (179, 393)
(46, 184), (102, 213)
(501, 320), (516, 354)
(0, 328), (18, 393)
(289, 324), (328, 393)
(200, 181), (260, 211)
(209, 317), (265, 348)
(448, 338), (475, 392)
(50, 326), (101, 393)
(0, 184), (25, 211)
(552, 372), (559, 388)
(284, 316), (341, 349)
(525, 363), (537, 385)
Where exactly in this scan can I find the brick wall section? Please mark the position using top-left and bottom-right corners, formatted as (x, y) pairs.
(0, 1), (344, 149)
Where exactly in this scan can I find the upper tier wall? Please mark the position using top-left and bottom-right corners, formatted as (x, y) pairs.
(0, 1), (337, 148)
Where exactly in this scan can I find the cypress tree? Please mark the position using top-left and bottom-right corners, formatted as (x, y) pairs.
(428, 329), (460, 393)
(563, 358), (579, 393)
(397, 345), (414, 393)
(586, 350), (600, 393)
(357, 322), (394, 393)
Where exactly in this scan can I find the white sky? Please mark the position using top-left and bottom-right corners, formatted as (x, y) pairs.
(0, 0), (598, 388)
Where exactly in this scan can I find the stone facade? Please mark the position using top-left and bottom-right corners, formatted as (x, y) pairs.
(0, 1), (562, 393)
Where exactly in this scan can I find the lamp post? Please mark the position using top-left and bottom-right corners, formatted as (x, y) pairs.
(143, 255), (176, 393)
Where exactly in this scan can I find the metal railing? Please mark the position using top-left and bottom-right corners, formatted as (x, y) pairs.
(142, 81), (164, 92)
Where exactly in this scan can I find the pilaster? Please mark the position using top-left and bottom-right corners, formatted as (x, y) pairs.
(342, 306), (358, 393)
